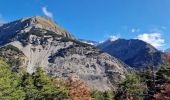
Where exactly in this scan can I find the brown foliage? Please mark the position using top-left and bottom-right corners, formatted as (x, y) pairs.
(165, 54), (170, 63)
(65, 77), (93, 100)
(154, 83), (170, 100)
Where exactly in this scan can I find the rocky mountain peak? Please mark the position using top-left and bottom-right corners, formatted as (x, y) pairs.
(0, 16), (74, 45)
(20, 16), (73, 38)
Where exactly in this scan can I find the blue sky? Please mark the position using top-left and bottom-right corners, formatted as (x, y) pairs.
(0, 0), (169, 50)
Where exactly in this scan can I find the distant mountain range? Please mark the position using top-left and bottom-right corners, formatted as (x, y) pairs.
(97, 38), (166, 68)
(78, 38), (167, 68)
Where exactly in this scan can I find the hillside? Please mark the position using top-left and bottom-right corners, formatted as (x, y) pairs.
(97, 39), (166, 68)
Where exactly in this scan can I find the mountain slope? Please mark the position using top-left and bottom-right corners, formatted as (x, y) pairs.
(0, 16), (129, 91)
(97, 39), (165, 68)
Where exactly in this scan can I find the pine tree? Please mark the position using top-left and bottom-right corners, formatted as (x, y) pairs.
(21, 73), (38, 100)
(32, 67), (68, 99)
(143, 65), (156, 100)
(115, 73), (145, 100)
(32, 67), (58, 99)
(0, 60), (25, 100)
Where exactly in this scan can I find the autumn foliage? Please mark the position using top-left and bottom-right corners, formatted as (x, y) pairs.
(65, 76), (93, 100)
(165, 54), (170, 63)
(154, 83), (170, 100)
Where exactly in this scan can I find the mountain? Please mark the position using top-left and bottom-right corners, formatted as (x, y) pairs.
(0, 16), (129, 91)
(78, 39), (99, 46)
(165, 48), (170, 54)
(0, 16), (74, 45)
(97, 39), (166, 68)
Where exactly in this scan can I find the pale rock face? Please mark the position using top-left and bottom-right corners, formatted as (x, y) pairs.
(9, 35), (128, 91)
(0, 16), (129, 91)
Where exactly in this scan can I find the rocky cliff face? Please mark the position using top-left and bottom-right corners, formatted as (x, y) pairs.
(0, 16), (129, 91)
(97, 39), (165, 68)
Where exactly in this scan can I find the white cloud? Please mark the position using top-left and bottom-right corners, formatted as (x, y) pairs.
(109, 35), (119, 41)
(42, 7), (53, 19)
(136, 33), (165, 48)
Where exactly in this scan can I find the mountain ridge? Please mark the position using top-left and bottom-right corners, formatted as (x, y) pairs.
(97, 38), (166, 68)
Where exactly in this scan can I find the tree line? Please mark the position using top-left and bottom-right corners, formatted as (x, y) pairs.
(0, 55), (170, 100)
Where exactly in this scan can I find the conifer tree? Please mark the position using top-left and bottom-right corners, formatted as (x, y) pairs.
(115, 73), (144, 100)
(32, 67), (58, 99)
(0, 60), (25, 100)
(21, 73), (38, 100)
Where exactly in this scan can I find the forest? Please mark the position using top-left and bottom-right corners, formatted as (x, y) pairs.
(0, 55), (170, 100)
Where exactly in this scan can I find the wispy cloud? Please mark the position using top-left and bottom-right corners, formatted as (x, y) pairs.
(131, 28), (140, 33)
(42, 7), (53, 19)
(136, 33), (165, 48)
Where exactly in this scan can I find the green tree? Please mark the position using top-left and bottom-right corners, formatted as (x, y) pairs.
(32, 67), (57, 99)
(32, 67), (68, 99)
(103, 91), (114, 100)
(154, 63), (170, 97)
(92, 91), (105, 100)
(115, 73), (145, 100)
(21, 73), (38, 100)
(0, 60), (25, 100)
(156, 63), (170, 84)
(143, 65), (156, 100)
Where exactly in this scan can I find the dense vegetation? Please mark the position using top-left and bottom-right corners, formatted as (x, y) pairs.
(114, 55), (170, 100)
(0, 60), (93, 100)
(0, 55), (170, 100)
